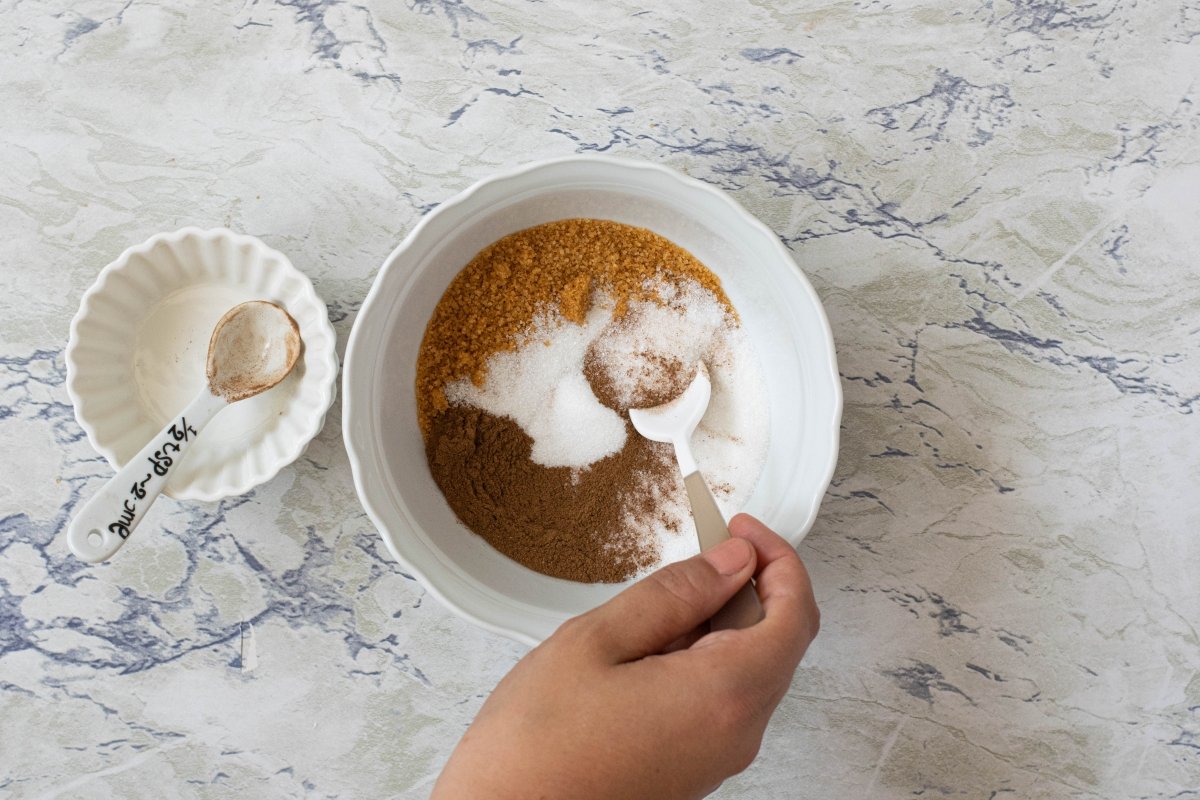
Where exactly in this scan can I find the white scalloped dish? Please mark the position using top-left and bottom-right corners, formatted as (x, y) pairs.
(67, 228), (339, 501)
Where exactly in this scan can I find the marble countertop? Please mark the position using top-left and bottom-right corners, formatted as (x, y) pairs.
(3, 1), (1198, 797)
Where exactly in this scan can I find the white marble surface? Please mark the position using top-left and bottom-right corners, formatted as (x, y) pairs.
(2, 1), (1199, 797)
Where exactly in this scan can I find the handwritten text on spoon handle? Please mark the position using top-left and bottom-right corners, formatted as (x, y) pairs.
(107, 417), (197, 539)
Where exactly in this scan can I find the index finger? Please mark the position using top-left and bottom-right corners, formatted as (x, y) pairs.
(729, 513), (820, 665)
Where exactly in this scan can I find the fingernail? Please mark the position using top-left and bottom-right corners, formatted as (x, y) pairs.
(702, 538), (751, 576)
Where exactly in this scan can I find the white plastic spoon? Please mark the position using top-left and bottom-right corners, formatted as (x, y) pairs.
(67, 301), (301, 563)
(629, 362), (764, 630)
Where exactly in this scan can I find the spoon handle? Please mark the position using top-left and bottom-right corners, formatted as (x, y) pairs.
(67, 388), (227, 563)
(682, 470), (765, 630)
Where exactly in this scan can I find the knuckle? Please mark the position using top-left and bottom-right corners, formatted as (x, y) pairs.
(648, 563), (710, 617)
(551, 613), (600, 653)
(712, 697), (747, 736)
(554, 614), (589, 641)
(710, 696), (764, 771)
(730, 730), (764, 772)
(711, 681), (760, 732)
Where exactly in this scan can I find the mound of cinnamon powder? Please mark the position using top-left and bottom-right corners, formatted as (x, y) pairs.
(426, 406), (678, 582)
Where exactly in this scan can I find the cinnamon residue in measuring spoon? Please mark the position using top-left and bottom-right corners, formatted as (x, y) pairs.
(585, 349), (696, 413)
(206, 301), (301, 403)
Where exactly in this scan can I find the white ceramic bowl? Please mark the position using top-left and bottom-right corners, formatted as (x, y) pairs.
(67, 228), (339, 501)
(343, 156), (841, 645)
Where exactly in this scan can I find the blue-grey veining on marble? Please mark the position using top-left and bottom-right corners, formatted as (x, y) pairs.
(2, 0), (1199, 797)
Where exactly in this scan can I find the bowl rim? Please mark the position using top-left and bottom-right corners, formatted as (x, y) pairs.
(66, 226), (340, 503)
(342, 154), (843, 644)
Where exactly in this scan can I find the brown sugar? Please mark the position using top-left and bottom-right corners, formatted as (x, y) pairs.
(415, 219), (732, 434)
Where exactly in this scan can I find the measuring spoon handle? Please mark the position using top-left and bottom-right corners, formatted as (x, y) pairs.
(682, 470), (765, 631)
(67, 388), (227, 563)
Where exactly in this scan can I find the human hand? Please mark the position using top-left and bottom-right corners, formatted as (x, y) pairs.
(431, 513), (820, 800)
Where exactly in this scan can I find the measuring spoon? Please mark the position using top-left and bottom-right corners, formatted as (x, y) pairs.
(629, 362), (764, 630)
(67, 301), (301, 563)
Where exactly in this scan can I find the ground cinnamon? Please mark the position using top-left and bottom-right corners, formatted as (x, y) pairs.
(425, 405), (679, 583)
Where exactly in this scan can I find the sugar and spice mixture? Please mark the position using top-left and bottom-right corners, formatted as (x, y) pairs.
(416, 218), (768, 583)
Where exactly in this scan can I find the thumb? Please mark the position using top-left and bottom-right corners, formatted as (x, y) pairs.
(578, 537), (756, 664)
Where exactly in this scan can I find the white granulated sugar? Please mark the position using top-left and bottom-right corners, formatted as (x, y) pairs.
(450, 276), (770, 574)
(445, 303), (628, 469)
(691, 324), (770, 510)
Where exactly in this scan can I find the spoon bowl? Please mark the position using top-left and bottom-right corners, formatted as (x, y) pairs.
(628, 362), (711, 475)
(207, 300), (302, 402)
